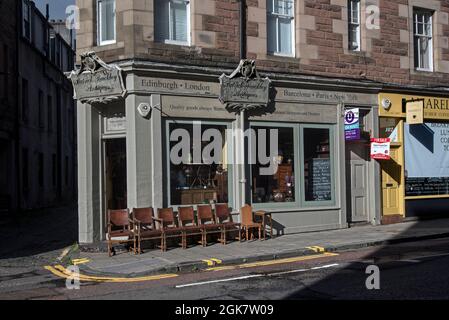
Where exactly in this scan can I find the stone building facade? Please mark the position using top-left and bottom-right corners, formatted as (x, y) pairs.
(18, 0), (77, 211)
(0, 0), (19, 217)
(74, 0), (449, 244)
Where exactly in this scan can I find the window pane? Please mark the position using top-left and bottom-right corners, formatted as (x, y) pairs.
(349, 25), (360, 50)
(252, 127), (295, 204)
(278, 17), (292, 54)
(273, 0), (293, 16)
(155, 0), (170, 42)
(171, 0), (188, 42)
(303, 128), (332, 202)
(267, 15), (277, 53)
(169, 122), (229, 206)
(100, 0), (115, 42)
(420, 37), (430, 69)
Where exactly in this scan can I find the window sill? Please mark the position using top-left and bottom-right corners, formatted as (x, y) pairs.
(251, 205), (341, 213)
(97, 40), (117, 47)
(415, 67), (434, 73)
(267, 52), (295, 59)
(159, 40), (191, 47)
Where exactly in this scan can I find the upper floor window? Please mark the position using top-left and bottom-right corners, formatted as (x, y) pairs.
(414, 8), (433, 71)
(155, 0), (190, 45)
(348, 0), (361, 51)
(22, 0), (31, 41)
(267, 0), (295, 56)
(97, 0), (116, 46)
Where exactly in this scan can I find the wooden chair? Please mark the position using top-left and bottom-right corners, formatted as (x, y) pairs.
(240, 204), (263, 241)
(107, 209), (136, 256)
(197, 204), (221, 246)
(215, 203), (241, 244)
(178, 206), (203, 249)
(132, 207), (163, 253)
(157, 207), (183, 251)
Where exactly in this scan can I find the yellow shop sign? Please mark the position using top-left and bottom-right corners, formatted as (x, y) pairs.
(379, 93), (449, 120)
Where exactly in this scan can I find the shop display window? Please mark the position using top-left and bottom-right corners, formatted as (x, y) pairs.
(303, 128), (333, 202)
(168, 122), (229, 206)
(251, 126), (296, 204)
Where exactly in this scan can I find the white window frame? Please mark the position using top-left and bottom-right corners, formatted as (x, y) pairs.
(413, 8), (434, 72)
(156, 0), (191, 46)
(267, 0), (295, 57)
(97, 0), (116, 46)
(348, 0), (361, 51)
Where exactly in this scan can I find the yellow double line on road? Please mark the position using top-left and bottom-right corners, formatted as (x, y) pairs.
(202, 258), (223, 266)
(44, 265), (178, 283)
(45, 248), (337, 282)
(306, 246), (326, 253)
(205, 252), (338, 271)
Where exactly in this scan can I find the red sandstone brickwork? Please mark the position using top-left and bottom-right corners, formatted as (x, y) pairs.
(77, 0), (449, 86)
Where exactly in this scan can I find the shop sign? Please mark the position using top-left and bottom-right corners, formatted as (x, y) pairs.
(219, 60), (272, 112)
(379, 93), (449, 120)
(344, 108), (360, 141)
(69, 52), (126, 104)
(370, 138), (391, 160)
(406, 100), (424, 124)
(106, 117), (126, 132)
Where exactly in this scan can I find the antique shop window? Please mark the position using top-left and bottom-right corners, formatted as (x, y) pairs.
(348, 0), (361, 51)
(167, 121), (230, 206)
(155, 0), (190, 45)
(97, 0), (116, 46)
(267, 0), (295, 56)
(414, 8), (433, 71)
(302, 126), (334, 204)
(251, 124), (298, 206)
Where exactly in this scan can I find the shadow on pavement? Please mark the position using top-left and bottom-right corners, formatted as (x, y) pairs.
(0, 205), (78, 260)
(285, 214), (449, 300)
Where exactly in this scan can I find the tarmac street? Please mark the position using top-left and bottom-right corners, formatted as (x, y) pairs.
(2, 207), (449, 300)
(1, 237), (449, 300)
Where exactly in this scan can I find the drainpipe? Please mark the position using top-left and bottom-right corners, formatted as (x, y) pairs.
(238, 0), (247, 206)
(15, 0), (21, 219)
(239, 0), (246, 60)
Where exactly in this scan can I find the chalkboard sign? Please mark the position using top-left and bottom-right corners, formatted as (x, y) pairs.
(308, 158), (332, 201)
(405, 177), (449, 197)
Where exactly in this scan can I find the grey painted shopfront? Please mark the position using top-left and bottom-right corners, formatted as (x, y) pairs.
(73, 56), (381, 244)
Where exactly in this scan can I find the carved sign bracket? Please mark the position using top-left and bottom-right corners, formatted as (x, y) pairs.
(219, 60), (273, 114)
(69, 52), (127, 105)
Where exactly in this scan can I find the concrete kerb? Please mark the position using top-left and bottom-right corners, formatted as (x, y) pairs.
(77, 247), (318, 278)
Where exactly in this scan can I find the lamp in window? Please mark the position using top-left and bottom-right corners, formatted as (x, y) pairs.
(276, 150), (284, 165)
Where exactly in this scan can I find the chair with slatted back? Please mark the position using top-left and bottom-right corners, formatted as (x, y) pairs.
(178, 206), (202, 249)
(157, 207), (183, 251)
(132, 207), (163, 253)
(240, 204), (263, 241)
(107, 209), (136, 256)
(215, 203), (241, 244)
(197, 204), (221, 246)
